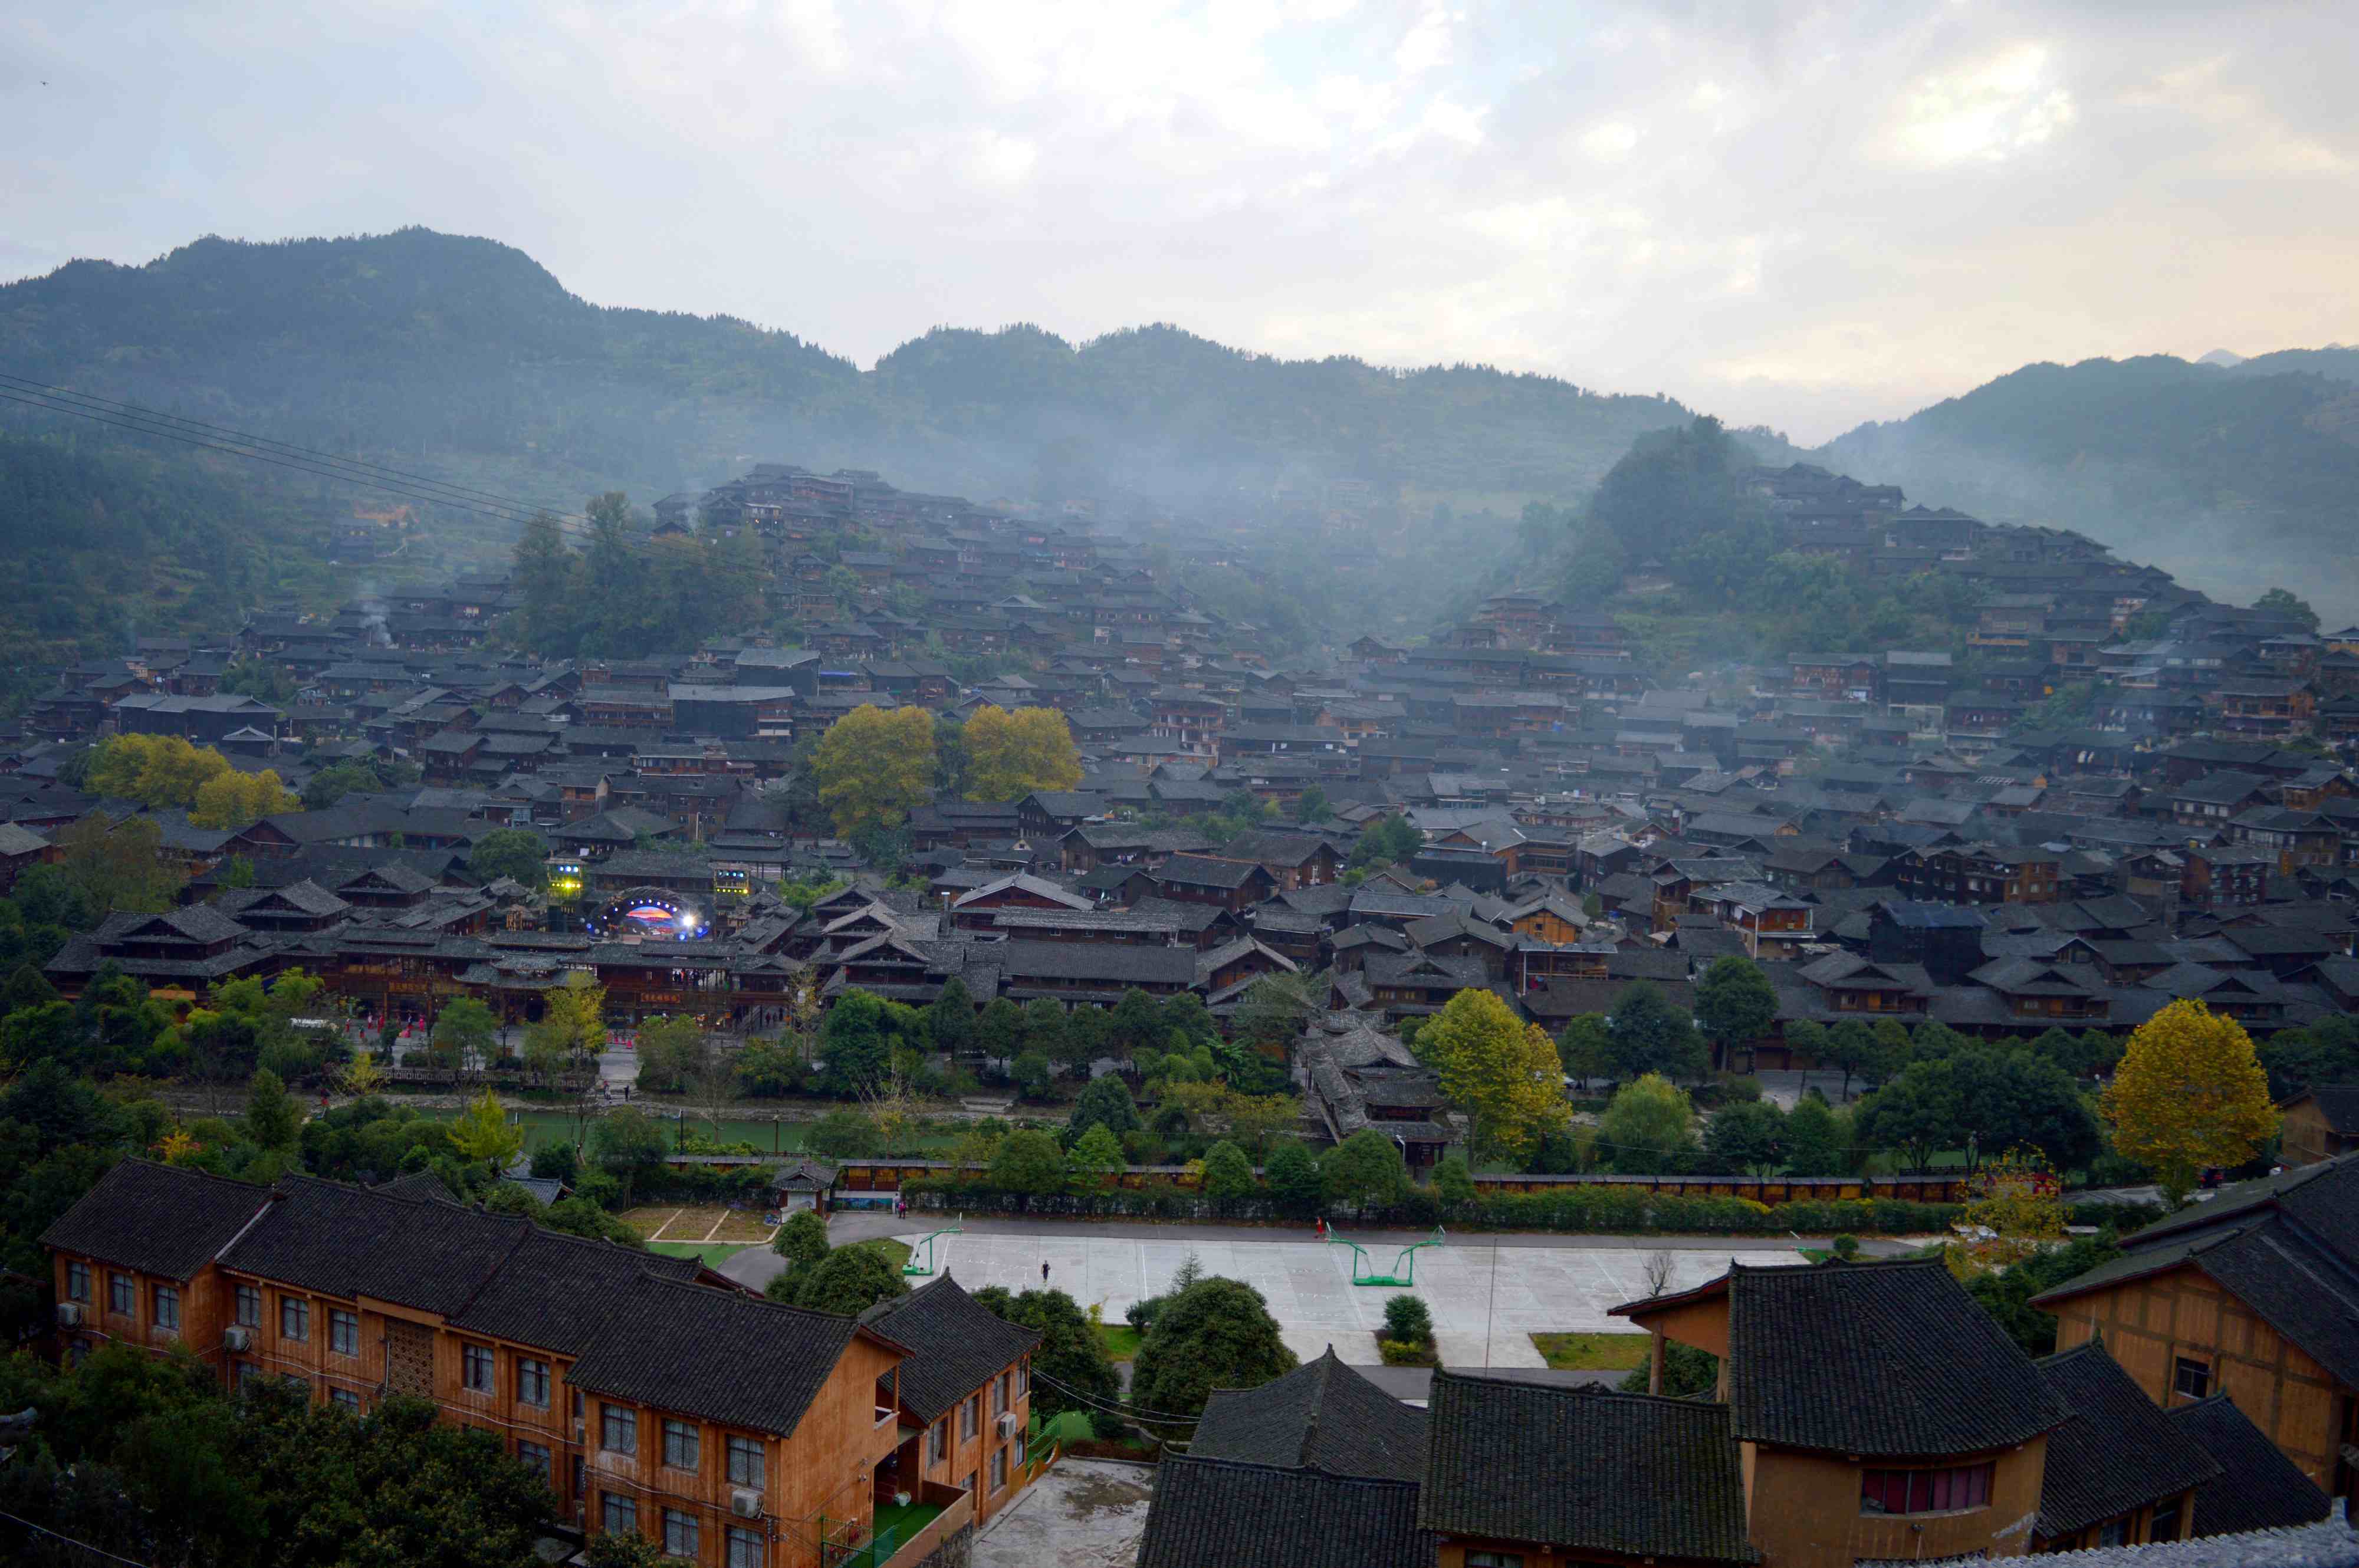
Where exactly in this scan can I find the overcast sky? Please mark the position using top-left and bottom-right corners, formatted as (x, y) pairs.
(7, 1), (2354, 442)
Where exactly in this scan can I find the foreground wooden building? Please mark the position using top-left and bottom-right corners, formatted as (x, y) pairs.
(44, 1161), (1034, 1568)
(2031, 1152), (2359, 1511)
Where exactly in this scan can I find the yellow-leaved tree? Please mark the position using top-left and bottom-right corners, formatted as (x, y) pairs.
(190, 767), (299, 829)
(2100, 998), (2278, 1205)
(1418, 987), (1569, 1160)
(813, 704), (936, 835)
(962, 704), (1082, 802)
(448, 1088), (524, 1175)
(86, 734), (232, 808)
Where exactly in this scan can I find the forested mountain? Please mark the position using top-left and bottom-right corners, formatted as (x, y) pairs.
(0, 432), (331, 706)
(1820, 353), (2359, 617)
(0, 228), (1703, 528)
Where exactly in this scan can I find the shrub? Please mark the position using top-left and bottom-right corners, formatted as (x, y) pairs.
(1831, 1234), (1861, 1260)
(1378, 1339), (1429, 1366)
(1382, 1294), (1433, 1346)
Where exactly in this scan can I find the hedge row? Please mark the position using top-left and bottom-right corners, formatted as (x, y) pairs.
(902, 1179), (1969, 1236)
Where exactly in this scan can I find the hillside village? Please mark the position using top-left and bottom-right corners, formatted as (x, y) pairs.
(9, 446), (2359, 1568)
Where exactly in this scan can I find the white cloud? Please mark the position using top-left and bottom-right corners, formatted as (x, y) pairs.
(1887, 43), (2077, 165)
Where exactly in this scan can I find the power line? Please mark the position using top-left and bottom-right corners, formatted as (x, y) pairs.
(0, 1506), (155, 1568)
(1029, 1369), (1200, 1429)
(0, 373), (588, 524)
(0, 384), (604, 543)
(0, 387), (562, 534)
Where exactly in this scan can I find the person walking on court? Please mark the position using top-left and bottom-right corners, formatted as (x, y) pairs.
(1041, 1260), (1051, 1285)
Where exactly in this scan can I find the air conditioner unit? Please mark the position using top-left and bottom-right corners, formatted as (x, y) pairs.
(54, 1302), (82, 1328)
(729, 1488), (763, 1520)
(222, 1326), (252, 1352)
(995, 1411), (1020, 1438)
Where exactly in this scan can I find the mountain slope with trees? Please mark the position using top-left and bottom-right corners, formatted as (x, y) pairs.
(1, 228), (1709, 527)
(1820, 353), (2359, 615)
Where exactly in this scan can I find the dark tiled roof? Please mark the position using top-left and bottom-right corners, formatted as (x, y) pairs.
(446, 1227), (704, 1355)
(2033, 1342), (2220, 1539)
(220, 1175), (525, 1314)
(1192, 1347), (1428, 1482)
(1725, 1259), (2071, 1458)
(567, 1276), (881, 1438)
(40, 1159), (271, 1281)
(1420, 1372), (1756, 1564)
(1139, 1457), (1431, 1568)
(2165, 1393), (2332, 1537)
(856, 1275), (1039, 1424)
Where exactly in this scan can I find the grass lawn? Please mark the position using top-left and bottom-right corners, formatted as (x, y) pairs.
(1530, 1332), (1652, 1372)
(1095, 1324), (1142, 1363)
(646, 1241), (757, 1267)
(1031, 1409), (1093, 1445)
(849, 1237), (914, 1269)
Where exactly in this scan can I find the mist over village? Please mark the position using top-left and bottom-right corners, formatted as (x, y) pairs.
(2, 5), (2358, 1568)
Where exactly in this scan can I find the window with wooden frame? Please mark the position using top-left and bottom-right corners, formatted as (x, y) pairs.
(1859, 1464), (1993, 1516)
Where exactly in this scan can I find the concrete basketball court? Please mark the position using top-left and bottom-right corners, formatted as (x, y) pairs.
(892, 1228), (1805, 1369)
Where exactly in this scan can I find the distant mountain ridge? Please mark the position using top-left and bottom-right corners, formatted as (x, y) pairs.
(1816, 349), (2359, 617)
(0, 227), (1717, 524)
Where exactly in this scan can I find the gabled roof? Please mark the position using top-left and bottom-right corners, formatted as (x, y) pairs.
(1139, 1457), (1431, 1568)
(1419, 1372), (1756, 1564)
(568, 1273), (901, 1439)
(1192, 1347), (1428, 1482)
(1632, 1258), (2072, 1459)
(40, 1159), (272, 1282)
(219, 1173), (525, 1315)
(856, 1275), (1040, 1424)
(2033, 1341), (2220, 1539)
(2164, 1393), (2333, 1537)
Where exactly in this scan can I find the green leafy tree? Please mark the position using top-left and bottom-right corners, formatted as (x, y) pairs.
(2258, 1015), (2359, 1100)
(468, 827), (550, 892)
(1431, 1152), (1477, 1208)
(2254, 587), (2320, 632)
(1066, 1123), (1126, 1188)
(1598, 1074), (1696, 1174)
(978, 997), (1024, 1063)
(988, 1129), (1069, 1194)
(1264, 1140), (1322, 1218)
(1695, 956), (1779, 1070)
(1619, 1342), (1719, 1398)
(587, 1106), (670, 1195)
(770, 1242), (909, 1316)
(926, 977), (978, 1059)
(1320, 1128), (1405, 1215)
(431, 997), (500, 1079)
(1556, 1014), (1613, 1091)
(1851, 1060), (1960, 1172)
(1606, 982), (1707, 1084)
(1066, 1075), (1142, 1145)
(818, 990), (892, 1096)
(1009, 1050), (1054, 1099)
(1703, 1099), (1786, 1175)
(1200, 1139), (1257, 1205)
(244, 1067), (301, 1152)
(1129, 1276), (1298, 1419)
(1781, 1094), (1849, 1177)
(972, 1286), (1119, 1424)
